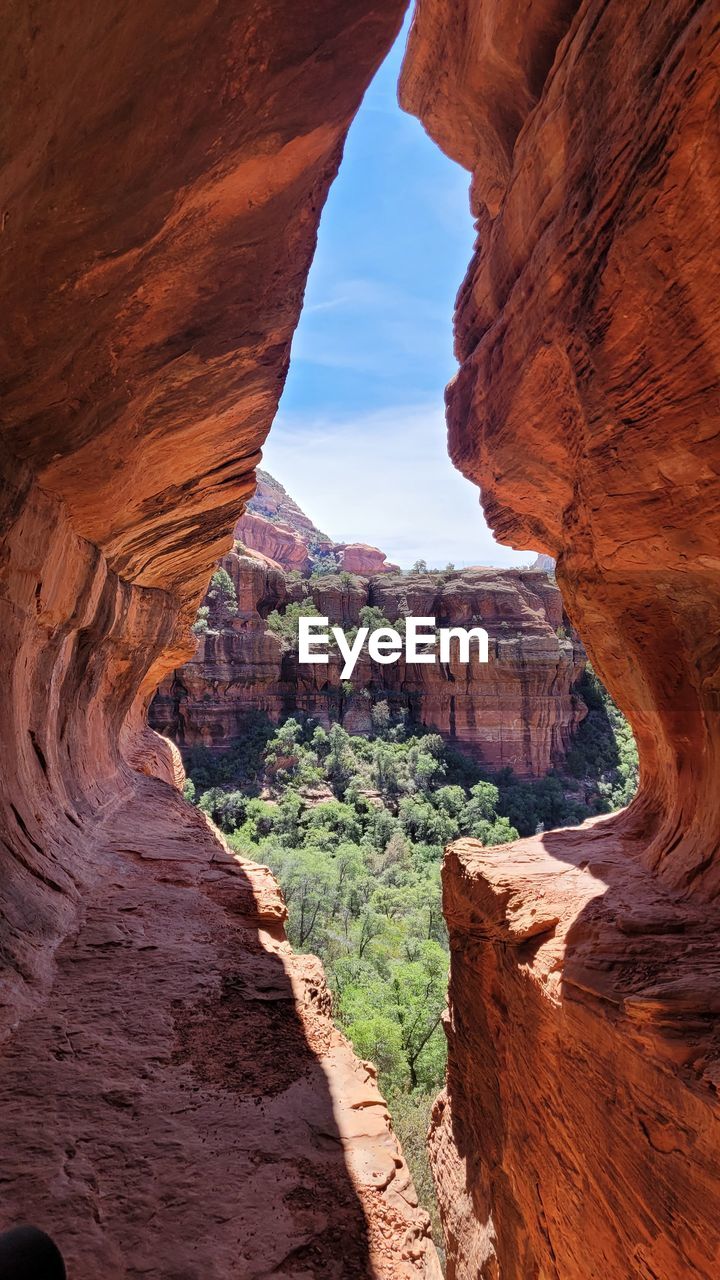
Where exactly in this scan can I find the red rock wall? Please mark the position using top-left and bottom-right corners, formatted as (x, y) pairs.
(338, 543), (401, 575)
(402, 0), (720, 1274)
(151, 550), (586, 778)
(0, 3), (442, 1273)
(0, 0), (401, 1024)
(235, 509), (313, 572)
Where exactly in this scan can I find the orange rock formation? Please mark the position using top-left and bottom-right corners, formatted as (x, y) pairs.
(401, 0), (720, 1275)
(339, 544), (402, 575)
(152, 549), (586, 777)
(235, 471), (400, 574)
(235, 508), (314, 572)
(0, 2), (441, 1274)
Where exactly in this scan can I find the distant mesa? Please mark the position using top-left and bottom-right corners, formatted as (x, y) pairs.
(234, 470), (400, 576)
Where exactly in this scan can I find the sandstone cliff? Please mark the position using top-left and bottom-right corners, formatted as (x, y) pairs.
(236, 469), (401, 574)
(151, 550), (586, 778)
(0, 3), (442, 1274)
(401, 0), (720, 1275)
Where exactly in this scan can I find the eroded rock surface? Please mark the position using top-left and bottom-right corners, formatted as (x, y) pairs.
(403, 0), (720, 897)
(401, 0), (720, 1274)
(432, 826), (720, 1279)
(151, 549), (586, 777)
(339, 543), (401, 576)
(0, 777), (440, 1277)
(0, 1), (443, 1273)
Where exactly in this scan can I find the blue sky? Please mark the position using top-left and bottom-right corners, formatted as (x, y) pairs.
(262, 18), (531, 569)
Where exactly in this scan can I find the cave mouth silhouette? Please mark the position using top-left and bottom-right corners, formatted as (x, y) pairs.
(3, 0), (715, 1275)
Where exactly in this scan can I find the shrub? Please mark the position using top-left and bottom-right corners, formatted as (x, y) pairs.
(370, 699), (391, 737)
(206, 566), (238, 627)
(266, 597), (320, 650)
(191, 605), (210, 636)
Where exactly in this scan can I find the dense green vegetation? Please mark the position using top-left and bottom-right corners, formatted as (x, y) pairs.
(182, 675), (637, 1242)
(266, 597), (321, 648)
(192, 567), (238, 635)
(564, 666), (639, 808)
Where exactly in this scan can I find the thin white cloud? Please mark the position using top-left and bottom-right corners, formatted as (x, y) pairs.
(304, 277), (396, 315)
(293, 278), (453, 373)
(261, 403), (534, 569)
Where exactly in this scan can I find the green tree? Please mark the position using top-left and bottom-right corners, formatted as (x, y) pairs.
(373, 744), (400, 794)
(326, 724), (354, 791)
(272, 846), (336, 950)
(399, 797), (457, 845)
(371, 699), (391, 737)
(273, 791), (304, 843)
(391, 940), (447, 1089)
(433, 785), (466, 818)
(197, 787), (247, 832)
(466, 780), (500, 819)
(230, 797), (277, 844)
(191, 604), (210, 636)
(266, 598), (320, 650)
(303, 800), (362, 845)
(206, 566), (238, 627)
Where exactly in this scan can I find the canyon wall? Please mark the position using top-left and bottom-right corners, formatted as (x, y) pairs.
(151, 549), (586, 778)
(0, 2), (442, 1274)
(401, 0), (720, 1275)
(1, 0), (405, 1025)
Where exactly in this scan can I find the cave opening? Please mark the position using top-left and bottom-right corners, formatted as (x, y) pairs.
(2, 0), (719, 1277)
(147, 4), (645, 1266)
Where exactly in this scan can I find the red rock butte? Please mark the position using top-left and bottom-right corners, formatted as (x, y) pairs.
(151, 548), (586, 778)
(1, 1), (719, 1278)
(235, 470), (401, 574)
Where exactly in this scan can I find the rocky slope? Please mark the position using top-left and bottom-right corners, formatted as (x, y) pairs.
(0, 778), (440, 1277)
(401, 0), (720, 1275)
(236, 470), (401, 575)
(151, 549), (586, 778)
(0, 3), (442, 1274)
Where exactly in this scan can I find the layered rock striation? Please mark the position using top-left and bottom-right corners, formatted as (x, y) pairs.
(0, 2), (442, 1273)
(403, 0), (720, 898)
(401, 0), (720, 1275)
(151, 549), (586, 777)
